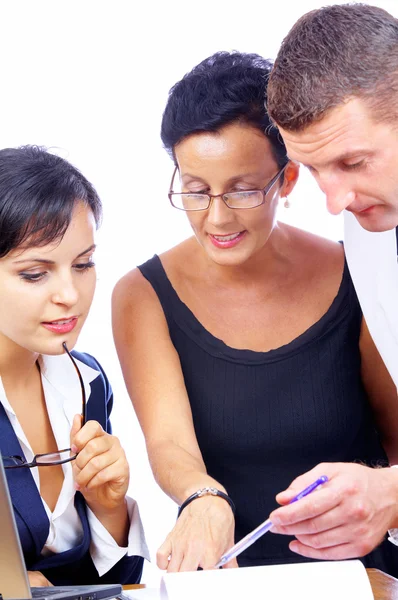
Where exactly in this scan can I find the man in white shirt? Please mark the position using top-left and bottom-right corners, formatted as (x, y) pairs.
(266, 2), (398, 564)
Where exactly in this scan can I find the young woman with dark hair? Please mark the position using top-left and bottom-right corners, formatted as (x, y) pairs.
(113, 52), (398, 575)
(0, 146), (148, 586)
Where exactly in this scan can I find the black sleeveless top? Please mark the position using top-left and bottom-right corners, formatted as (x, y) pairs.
(139, 254), (398, 576)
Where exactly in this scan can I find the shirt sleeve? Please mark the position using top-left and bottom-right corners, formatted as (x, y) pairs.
(388, 465), (398, 546)
(87, 495), (150, 577)
(388, 529), (398, 546)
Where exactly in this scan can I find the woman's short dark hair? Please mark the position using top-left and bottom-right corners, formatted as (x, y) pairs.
(0, 145), (102, 258)
(161, 51), (287, 169)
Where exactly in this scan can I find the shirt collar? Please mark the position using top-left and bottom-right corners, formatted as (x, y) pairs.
(37, 353), (101, 427)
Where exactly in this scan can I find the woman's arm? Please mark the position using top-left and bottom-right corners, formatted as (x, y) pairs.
(112, 268), (236, 571)
(359, 317), (398, 464)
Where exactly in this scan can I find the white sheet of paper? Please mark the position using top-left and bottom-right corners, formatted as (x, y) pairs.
(119, 588), (162, 600)
(160, 560), (373, 600)
(344, 210), (398, 388)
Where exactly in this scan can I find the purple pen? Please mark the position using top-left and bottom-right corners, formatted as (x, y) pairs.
(213, 475), (328, 568)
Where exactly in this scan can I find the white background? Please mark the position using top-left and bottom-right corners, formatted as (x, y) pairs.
(1, 0), (397, 584)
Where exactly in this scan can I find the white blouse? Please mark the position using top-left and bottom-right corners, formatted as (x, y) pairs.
(0, 353), (149, 576)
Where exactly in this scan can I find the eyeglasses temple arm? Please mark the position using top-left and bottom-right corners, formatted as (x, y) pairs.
(62, 342), (87, 425)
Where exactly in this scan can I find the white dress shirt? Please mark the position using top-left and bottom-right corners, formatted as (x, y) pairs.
(344, 212), (398, 545)
(0, 353), (149, 576)
(344, 212), (398, 387)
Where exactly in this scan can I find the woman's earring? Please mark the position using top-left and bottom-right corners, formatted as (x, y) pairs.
(283, 197), (290, 209)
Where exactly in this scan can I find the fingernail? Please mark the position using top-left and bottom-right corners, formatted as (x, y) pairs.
(271, 516), (281, 525)
(71, 445), (78, 453)
(75, 483), (81, 490)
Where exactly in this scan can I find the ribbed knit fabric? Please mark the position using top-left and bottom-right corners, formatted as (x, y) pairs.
(138, 254), (398, 576)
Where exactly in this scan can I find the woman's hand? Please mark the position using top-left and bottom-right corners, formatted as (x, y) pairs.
(70, 415), (129, 512)
(28, 571), (53, 587)
(157, 496), (237, 572)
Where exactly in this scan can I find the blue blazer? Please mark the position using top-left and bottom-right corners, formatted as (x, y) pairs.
(0, 351), (143, 586)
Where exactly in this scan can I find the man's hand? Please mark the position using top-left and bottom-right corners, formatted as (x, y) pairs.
(28, 571), (53, 587)
(269, 462), (398, 560)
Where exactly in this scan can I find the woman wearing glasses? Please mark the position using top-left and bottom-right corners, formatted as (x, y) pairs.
(113, 52), (398, 574)
(0, 146), (147, 586)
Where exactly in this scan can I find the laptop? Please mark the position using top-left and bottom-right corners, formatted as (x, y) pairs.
(0, 454), (122, 600)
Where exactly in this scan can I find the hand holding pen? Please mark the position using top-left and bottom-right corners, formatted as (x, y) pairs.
(269, 462), (398, 561)
(214, 476), (328, 568)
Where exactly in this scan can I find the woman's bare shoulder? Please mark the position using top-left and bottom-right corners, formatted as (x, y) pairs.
(112, 264), (166, 335)
(281, 224), (345, 290)
(113, 265), (150, 304)
(161, 237), (198, 266)
(284, 224), (343, 262)
(112, 238), (196, 309)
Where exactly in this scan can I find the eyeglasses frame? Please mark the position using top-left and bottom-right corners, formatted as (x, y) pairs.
(168, 163), (288, 212)
(3, 342), (86, 469)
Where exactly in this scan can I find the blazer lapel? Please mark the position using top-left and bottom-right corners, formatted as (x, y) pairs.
(31, 493), (91, 571)
(0, 403), (49, 555)
(86, 377), (107, 427)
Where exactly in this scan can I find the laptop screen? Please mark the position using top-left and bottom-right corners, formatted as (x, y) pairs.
(0, 453), (32, 599)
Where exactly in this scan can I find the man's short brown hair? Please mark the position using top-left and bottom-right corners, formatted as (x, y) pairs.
(267, 3), (398, 131)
